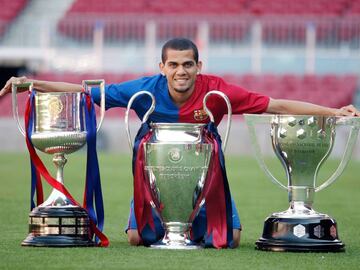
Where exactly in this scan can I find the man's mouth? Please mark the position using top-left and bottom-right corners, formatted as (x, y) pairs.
(175, 78), (188, 83)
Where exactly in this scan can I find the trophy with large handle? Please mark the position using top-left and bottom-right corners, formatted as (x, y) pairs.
(245, 114), (360, 252)
(125, 90), (232, 249)
(12, 80), (106, 247)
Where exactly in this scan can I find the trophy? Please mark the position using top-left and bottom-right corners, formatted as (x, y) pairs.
(125, 90), (232, 249)
(245, 114), (360, 252)
(12, 80), (105, 247)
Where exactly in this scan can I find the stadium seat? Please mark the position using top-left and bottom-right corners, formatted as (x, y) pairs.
(0, 0), (28, 38)
(56, 0), (360, 45)
(58, 0), (360, 44)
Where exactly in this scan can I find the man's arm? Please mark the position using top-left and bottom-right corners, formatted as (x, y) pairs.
(0, 76), (82, 97)
(266, 98), (360, 117)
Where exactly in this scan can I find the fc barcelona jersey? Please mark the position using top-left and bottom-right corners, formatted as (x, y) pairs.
(91, 74), (270, 125)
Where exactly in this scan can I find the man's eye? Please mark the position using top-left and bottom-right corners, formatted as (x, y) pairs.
(169, 63), (177, 68)
(184, 63), (194, 68)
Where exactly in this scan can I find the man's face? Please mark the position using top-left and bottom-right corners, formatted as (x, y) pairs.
(159, 49), (202, 95)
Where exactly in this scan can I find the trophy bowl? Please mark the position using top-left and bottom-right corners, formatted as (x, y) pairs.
(12, 81), (105, 247)
(244, 114), (360, 252)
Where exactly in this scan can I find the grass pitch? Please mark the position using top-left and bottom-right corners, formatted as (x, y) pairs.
(0, 152), (359, 270)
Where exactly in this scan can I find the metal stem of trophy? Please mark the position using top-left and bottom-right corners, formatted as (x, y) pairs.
(54, 153), (66, 185)
(40, 153), (70, 207)
(12, 80), (105, 247)
(125, 90), (232, 249)
(245, 114), (360, 252)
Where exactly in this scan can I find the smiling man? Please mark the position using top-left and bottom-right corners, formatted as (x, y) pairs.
(159, 46), (201, 107)
(1, 38), (359, 249)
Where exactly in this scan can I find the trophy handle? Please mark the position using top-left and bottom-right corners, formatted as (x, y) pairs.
(82, 79), (105, 132)
(12, 82), (33, 137)
(244, 114), (287, 190)
(203, 90), (232, 152)
(315, 119), (360, 192)
(125, 91), (155, 150)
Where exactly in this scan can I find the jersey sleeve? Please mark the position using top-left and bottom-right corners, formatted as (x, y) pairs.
(209, 76), (270, 115)
(90, 75), (161, 110)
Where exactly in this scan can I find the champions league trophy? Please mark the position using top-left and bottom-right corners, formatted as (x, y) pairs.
(245, 114), (360, 252)
(12, 80), (105, 247)
(125, 90), (232, 249)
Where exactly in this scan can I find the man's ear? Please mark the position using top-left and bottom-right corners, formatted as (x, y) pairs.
(197, 61), (203, 74)
(159, 62), (165, 76)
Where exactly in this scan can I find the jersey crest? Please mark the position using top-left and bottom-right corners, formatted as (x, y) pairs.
(193, 109), (209, 121)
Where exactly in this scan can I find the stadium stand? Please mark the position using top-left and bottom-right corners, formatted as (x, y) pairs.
(0, 0), (28, 38)
(248, 0), (348, 15)
(55, 0), (360, 47)
(0, 73), (357, 118)
(222, 73), (359, 108)
(60, 0), (360, 16)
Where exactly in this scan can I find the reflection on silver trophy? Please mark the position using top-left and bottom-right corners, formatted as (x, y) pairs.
(12, 80), (105, 247)
(245, 114), (360, 252)
(125, 90), (232, 249)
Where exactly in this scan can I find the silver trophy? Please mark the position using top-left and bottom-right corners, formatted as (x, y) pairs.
(245, 114), (360, 252)
(125, 90), (232, 249)
(12, 80), (105, 247)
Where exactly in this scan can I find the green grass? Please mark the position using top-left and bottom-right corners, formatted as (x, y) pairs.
(0, 152), (359, 270)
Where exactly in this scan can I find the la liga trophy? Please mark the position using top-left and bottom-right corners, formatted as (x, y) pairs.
(12, 80), (105, 247)
(245, 114), (360, 252)
(125, 90), (232, 249)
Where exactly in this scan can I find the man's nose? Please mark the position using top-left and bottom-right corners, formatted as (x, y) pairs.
(176, 65), (186, 74)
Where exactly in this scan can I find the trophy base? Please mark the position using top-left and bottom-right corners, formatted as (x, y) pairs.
(21, 206), (95, 247)
(256, 216), (345, 252)
(150, 240), (202, 250)
(22, 235), (95, 247)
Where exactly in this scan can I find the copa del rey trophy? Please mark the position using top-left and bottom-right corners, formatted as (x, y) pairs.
(12, 80), (105, 247)
(245, 114), (360, 252)
(125, 90), (232, 249)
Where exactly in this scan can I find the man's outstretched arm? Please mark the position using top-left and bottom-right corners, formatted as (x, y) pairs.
(0, 76), (82, 97)
(266, 98), (360, 117)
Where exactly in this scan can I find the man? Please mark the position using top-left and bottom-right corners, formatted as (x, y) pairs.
(1, 38), (359, 249)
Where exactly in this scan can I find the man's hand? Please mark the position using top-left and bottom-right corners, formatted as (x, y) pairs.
(0, 76), (29, 97)
(335, 104), (360, 117)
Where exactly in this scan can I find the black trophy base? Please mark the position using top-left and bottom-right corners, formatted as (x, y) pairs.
(256, 216), (345, 252)
(22, 206), (95, 247)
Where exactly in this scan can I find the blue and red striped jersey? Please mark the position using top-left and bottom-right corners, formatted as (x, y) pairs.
(91, 74), (270, 126)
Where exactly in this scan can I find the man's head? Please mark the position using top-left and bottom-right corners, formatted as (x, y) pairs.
(161, 38), (199, 64)
(159, 38), (202, 105)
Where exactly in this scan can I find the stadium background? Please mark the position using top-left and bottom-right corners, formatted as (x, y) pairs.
(0, 0), (360, 157)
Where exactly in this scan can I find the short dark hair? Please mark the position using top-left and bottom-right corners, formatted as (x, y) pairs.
(161, 38), (199, 64)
